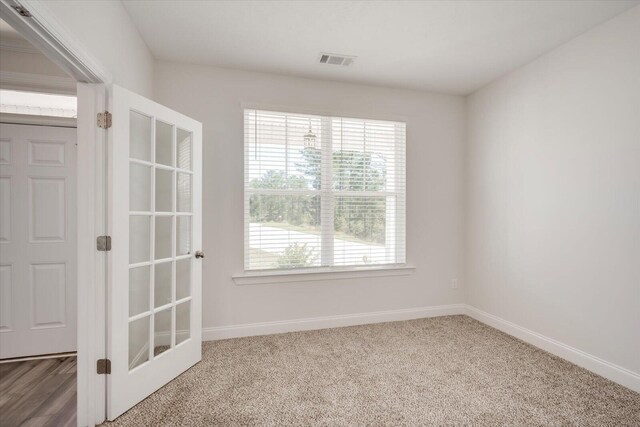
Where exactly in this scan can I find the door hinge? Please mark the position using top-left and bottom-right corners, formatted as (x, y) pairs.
(97, 111), (112, 129)
(97, 359), (111, 375)
(97, 235), (111, 251)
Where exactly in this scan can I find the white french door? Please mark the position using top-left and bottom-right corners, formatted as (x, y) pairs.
(107, 85), (202, 419)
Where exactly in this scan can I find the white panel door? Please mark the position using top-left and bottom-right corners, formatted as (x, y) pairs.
(0, 123), (77, 359)
(107, 85), (202, 420)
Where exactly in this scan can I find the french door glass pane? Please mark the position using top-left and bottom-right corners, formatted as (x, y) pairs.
(155, 169), (173, 212)
(176, 129), (191, 170)
(176, 173), (191, 212)
(129, 216), (151, 264)
(130, 111), (151, 161)
(129, 316), (150, 370)
(129, 266), (150, 317)
(154, 261), (172, 308)
(154, 216), (172, 260)
(176, 216), (191, 256)
(155, 120), (173, 166)
(130, 164), (151, 212)
(176, 301), (190, 345)
(154, 308), (172, 356)
(176, 259), (190, 300)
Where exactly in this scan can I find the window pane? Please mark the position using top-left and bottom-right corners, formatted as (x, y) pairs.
(249, 195), (321, 270)
(334, 196), (390, 266)
(0, 89), (76, 118)
(246, 111), (321, 191)
(332, 118), (394, 192)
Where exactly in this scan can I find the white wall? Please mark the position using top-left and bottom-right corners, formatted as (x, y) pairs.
(0, 40), (68, 78)
(39, 0), (154, 97)
(465, 5), (640, 375)
(154, 63), (465, 330)
(0, 34), (76, 95)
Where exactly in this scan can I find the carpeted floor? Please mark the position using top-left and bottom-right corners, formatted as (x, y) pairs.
(106, 315), (640, 426)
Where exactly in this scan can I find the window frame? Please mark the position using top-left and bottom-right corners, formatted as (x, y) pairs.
(243, 108), (407, 273)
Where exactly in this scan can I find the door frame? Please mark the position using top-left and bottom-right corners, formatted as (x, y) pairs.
(1, 1), (112, 425)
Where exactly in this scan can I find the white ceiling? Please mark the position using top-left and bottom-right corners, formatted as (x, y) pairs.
(122, 0), (638, 95)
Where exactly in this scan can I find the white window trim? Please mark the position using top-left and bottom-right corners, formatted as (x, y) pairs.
(233, 264), (415, 285)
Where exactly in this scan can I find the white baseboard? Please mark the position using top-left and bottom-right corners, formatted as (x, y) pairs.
(464, 305), (640, 393)
(203, 304), (465, 341)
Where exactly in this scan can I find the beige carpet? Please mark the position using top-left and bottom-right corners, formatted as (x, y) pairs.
(106, 315), (640, 426)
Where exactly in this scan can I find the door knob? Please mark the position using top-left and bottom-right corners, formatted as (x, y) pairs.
(195, 251), (205, 259)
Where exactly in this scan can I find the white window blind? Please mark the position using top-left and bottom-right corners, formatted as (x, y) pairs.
(244, 109), (406, 271)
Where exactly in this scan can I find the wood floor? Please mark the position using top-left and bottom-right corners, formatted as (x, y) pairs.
(0, 357), (76, 427)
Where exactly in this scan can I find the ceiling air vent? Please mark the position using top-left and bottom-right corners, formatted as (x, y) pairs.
(319, 53), (356, 67)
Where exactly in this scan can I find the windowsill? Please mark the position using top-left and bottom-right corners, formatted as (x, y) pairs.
(232, 264), (415, 285)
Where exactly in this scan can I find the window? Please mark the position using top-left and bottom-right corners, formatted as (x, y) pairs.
(244, 109), (406, 271)
(0, 89), (77, 118)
